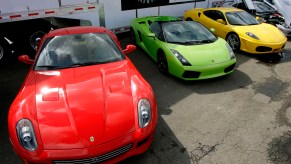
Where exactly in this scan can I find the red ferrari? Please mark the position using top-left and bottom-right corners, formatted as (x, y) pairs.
(8, 26), (158, 163)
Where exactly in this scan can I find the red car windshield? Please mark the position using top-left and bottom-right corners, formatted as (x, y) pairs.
(34, 33), (125, 70)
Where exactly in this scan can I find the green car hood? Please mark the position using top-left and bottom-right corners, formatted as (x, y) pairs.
(166, 38), (231, 66)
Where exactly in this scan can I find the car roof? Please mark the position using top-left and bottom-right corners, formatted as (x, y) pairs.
(203, 7), (244, 13)
(46, 26), (108, 38)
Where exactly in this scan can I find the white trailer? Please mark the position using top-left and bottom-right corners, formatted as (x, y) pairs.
(0, 0), (223, 63)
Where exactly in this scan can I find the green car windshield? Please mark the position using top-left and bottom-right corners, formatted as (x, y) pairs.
(226, 11), (260, 25)
(34, 33), (125, 70)
(162, 21), (217, 45)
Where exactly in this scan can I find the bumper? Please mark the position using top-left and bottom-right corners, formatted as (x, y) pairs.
(17, 130), (155, 164)
(170, 59), (236, 80)
(240, 37), (287, 54)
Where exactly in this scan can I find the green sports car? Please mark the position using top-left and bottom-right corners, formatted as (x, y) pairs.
(130, 16), (237, 80)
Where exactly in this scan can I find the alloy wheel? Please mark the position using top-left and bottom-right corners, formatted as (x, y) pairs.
(227, 33), (240, 51)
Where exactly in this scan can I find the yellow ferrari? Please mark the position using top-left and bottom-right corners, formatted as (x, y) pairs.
(184, 7), (287, 54)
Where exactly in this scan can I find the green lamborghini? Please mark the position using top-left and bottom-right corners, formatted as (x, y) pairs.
(130, 16), (237, 80)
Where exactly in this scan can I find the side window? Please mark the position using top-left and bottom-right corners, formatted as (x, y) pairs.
(203, 10), (216, 20)
(149, 22), (164, 40)
(203, 10), (226, 24)
(215, 11), (227, 22)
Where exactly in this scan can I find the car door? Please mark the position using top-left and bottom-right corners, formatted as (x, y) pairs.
(201, 10), (229, 39)
(143, 22), (164, 60)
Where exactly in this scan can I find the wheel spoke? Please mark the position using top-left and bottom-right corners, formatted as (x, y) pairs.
(227, 34), (239, 50)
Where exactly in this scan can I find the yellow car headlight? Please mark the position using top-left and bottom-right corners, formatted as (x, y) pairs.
(246, 32), (260, 40)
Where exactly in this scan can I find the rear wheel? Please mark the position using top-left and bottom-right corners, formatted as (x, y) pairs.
(157, 51), (168, 75)
(10, 19), (54, 58)
(30, 31), (46, 51)
(226, 33), (240, 52)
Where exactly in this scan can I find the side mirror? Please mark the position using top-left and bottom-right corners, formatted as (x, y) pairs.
(123, 44), (136, 55)
(147, 33), (155, 38)
(256, 16), (266, 23)
(18, 55), (34, 64)
(216, 19), (226, 25)
(210, 28), (215, 33)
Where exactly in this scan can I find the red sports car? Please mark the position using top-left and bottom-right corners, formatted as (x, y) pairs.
(8, 26), (158, 163)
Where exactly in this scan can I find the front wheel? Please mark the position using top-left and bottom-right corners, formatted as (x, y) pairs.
(226, 33), (240, 52)
(157, 51), (168, 75)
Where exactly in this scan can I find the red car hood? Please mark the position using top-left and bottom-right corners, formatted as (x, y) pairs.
(34, 61), (136, 150)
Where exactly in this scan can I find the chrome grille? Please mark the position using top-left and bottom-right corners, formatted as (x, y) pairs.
(53, 144), (132, 164)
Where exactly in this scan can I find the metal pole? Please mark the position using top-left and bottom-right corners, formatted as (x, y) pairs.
(136, 9), (138, 18)
(58, 0), (62, 7)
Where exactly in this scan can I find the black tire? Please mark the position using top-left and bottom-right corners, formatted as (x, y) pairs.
(0, 39), (10, 65)
(157, 51), (168, 75)
(15, 30), (46, 59)
(29, 31), (46, 51)
(8, 19), (53, 58)
(226, 33), (240, 52)
(130, 28), (136, 44)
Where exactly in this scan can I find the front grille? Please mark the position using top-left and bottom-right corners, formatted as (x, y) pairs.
(256, 46), (272, 52)
(182, 71), (201, 78)
(53, 144), (132, 164)
(224, 63), (236, 73)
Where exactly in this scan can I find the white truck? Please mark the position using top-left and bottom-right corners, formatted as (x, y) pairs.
(0, 0), (226, 64)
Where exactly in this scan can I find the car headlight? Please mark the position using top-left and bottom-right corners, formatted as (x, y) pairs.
(226, 43), (235, 60)
(246, 32), (259, 40)
(16, 119), (38, 151)
(138, 99), (151, 128)
(171, 49), (191, 66)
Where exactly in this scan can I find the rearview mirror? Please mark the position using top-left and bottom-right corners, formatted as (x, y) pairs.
(216, 19), (226, 25)
(210, 28), (215, 33)
(18, 55), (34, 64)
(123, 44), (136, 55)
(256, 16), (266, 23)
(147, 33), (155, 38)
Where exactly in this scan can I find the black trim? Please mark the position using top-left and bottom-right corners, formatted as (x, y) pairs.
(121, 0), (205, 11)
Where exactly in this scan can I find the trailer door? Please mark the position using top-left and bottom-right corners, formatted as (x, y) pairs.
(0, 0), (59, 13)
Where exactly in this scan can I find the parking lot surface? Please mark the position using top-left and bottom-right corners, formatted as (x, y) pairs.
(1, 35), (291, 164)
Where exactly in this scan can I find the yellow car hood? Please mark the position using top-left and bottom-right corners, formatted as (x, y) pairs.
(233, 23), (286, 43)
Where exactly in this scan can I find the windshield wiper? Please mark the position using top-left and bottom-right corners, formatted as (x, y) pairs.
(183, 40), (215, 45)
(200, 40), (215, 43)
(39, 63), (85, 70)
(36, 65), (60, 70)
(183, 41), (203, 45)
(59, 63), (85, 69)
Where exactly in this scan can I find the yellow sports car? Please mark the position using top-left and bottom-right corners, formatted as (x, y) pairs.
(184, 7), (287, 54)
